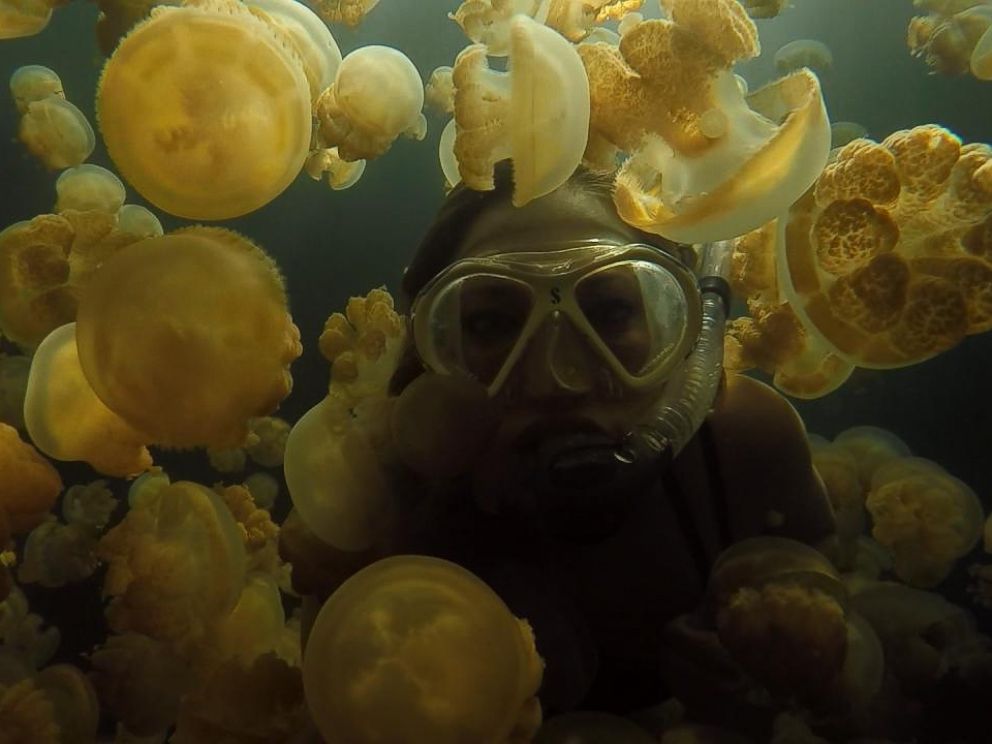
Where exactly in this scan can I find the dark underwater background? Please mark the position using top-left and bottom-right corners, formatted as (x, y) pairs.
(1, 0), (990, 668)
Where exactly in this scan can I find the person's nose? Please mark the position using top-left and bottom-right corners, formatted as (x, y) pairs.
(514, 312), (598, 400)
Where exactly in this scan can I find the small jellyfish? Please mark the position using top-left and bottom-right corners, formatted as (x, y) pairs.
(307, 0), (380, 28)
(304, 147), (366, 190)
(303, 555), (544, 744)
(424, 65), (454, 115)
(774, 39), (834, 74)
(315, 45), (427, 162)
(96, 0), (313, 220)
(438, 118), (460, 188)
(18, 95), (95, 171)
(74, 227), (302, 449)
(243, 471), (279, 511)
(54, 164), (126, 214)
(115, 204), (163, 238)
(453, 14), (591, 206)
(0, 0), (53, 40)
(9, 65), (63, 114)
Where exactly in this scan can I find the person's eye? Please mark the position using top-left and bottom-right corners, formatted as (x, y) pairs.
(586, 299), (636, 328)
(464, 309), (524, 341)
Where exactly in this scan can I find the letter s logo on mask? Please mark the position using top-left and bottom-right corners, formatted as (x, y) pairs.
(550, 287), (561, 304)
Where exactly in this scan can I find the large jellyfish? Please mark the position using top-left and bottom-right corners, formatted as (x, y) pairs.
(315, 45), (426, 162)
(452, 14), (591, 206)
(96, 0), (316, 220)
(302, 555), (544, 744)
(0, 422), (61, 533)
(580, 0), (830, 243)
(74, 227), (302, 449)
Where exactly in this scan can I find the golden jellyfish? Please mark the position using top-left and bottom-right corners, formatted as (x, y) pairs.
(304, 147), (367, 190)
(453, 14), (591, 206)
(774, 38), (834, 75)
(580, 0), (830, 243)
(0, 422), (61, 534)
(18, 95), (95, 171)
(740, 0), (787, 19)
(831, 425), (911, 483)
(438, 118), (460, 188)
(0, 210), (142, 349)
(24, 323), (152, 478)
(424, 65), (455, 115)
(96, 0), (314, 220)
(8, 65), (63, 114)
(777, 125), (992, 371)
(908, 1), (992, 77)
(54, 164), (126, 214)
(866, 456), (984, 587)
(307, 0), (380, 27)
(243, 471), (279, 511)
(448, 0), (543, 56)
(116, 203), (163, 238)
(0, 0), (53, 39)
(302, 555), (544, 744)
(534, 711), (656, 743)
(315, 45), (427, 162)
(972, 14), (992, 77)
(544, 0), (647, 42)
(74, 227), (302, 449)
(244, 416), (291, 468)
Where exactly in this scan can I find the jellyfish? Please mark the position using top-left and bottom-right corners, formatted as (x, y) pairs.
(0, 422), (61, 534)
(438, 119), (460, 188)
(306, 0), (380, 27)
(448, 0), (544, 56)
(453, 14), (591, 206)
(580, 0), (830, 243)
(973, 20), (992, 77)
(908, 1), (992, 78)
(830, 121), (868, 149)
(739, 0), (787, 19)
(0, 0), (53, 39)
(17, 95), (95, 171)
(424, 65), (454, 114)
(243, 471), (279, 511)
(8, 65), (63, 114)
(544, 0), (646, 42)
(24, 323), (152, 477)
(245, 416), (291, 468)
(832, 425), (911, 484)
(777, 125), (992, 371)
(302, 555), (544, 744)
(116, 204), (163, 238)
(96, 0), (314, 220)
(304, 147), (367, 190)
(54, 164), (126, 214)
(774, 38), (834, 74)
(315, 45), (427, 162)
(74, 227), (302, 449)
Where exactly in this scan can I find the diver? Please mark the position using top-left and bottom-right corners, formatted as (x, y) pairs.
(370, 162), (836, 720)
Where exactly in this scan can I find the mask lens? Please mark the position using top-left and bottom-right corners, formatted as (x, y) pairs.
(426, 274), (534, 385)
(575, 261), (690, 376)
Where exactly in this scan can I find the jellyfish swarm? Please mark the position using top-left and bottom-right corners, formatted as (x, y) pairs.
(96, 0), (316, 220)
(579, 0), (830, 243)
(302, 555), (543, 744)
(74, 227), (302, 449)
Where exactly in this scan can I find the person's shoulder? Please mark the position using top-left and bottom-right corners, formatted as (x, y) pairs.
(706, 373), (834, 544)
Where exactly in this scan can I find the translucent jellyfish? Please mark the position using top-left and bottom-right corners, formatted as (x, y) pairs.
(17, 95), (95, 171)
(390, 372), (499, 479)
(9, 65), (63, 114)
(245, 416), (291, 468)
(453, 14), (591, 206)
(908, 1), (992, 78)
(243, 471), (279, 511)
(777, 126), (992, 370)
(306, 0), (380, 27)
(544, 0), (646, 42)
(116, 203), (163, 238)
(534, 711), (656, 743)
(448, 0), (544, 56)
(315, 45), (427, 162)
(438, 118), (461, 188)
(973, 20), (992, 77)
(774, 38), (834, 74)
(304, 147), (366, 190)
(97, 480), (248, 651)
(866, 456), (984, 587)
(424, 65), (454, 114)
(740, 0), (787, 18)
(832, 425), (911, 483)
(303, 555), (544, 744)
(830, 121), (868, 149)
(0, 0), (53, 39)
(581, 0), (830, 242)
(24, 323), (153, 477)
(0, 422), (61, 533)
(74, 228), (302, 449)
(809, 437), (865, 563)
(96, 0), (313, 220)
(54, 164), (126, 214)
(0, 664), (99, 743)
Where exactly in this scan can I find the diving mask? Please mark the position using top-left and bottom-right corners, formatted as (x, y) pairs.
(411, 242), (703, 396)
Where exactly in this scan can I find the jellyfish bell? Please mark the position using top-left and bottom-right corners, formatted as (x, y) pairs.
(18, 95), (95, 171)
(453, 13), (591, 206)
(9, 65), (63, 114)
(74, 227), (302, 449)
(116, 204), (163, 238)
(54, 164), (126, 214)
(315, 45), (426, 162)
(774, 38), (834, 75)
(438, 118), (461, 188)
(0, 0), (53, 39)
(304, 147), (366, 190)
(971, 16), (992, 78)
(96, 0), (313, 220)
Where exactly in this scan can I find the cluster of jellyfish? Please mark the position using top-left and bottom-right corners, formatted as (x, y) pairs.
(0, 0), (991, 741)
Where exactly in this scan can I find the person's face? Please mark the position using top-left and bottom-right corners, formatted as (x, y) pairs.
(450, 186), (677, 446)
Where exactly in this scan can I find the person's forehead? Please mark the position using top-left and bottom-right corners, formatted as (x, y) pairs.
(457, 186), (644, 257)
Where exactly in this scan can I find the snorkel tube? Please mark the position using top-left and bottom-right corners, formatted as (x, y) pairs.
(615, 239), (733, 471)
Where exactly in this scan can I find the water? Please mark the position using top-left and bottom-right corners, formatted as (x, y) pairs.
(1, 0), (991, 740)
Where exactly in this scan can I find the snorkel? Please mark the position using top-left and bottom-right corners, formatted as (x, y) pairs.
(542, 240), (733, 495)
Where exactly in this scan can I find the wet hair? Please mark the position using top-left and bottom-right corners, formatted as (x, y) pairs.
(399, 161), (687, 309)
